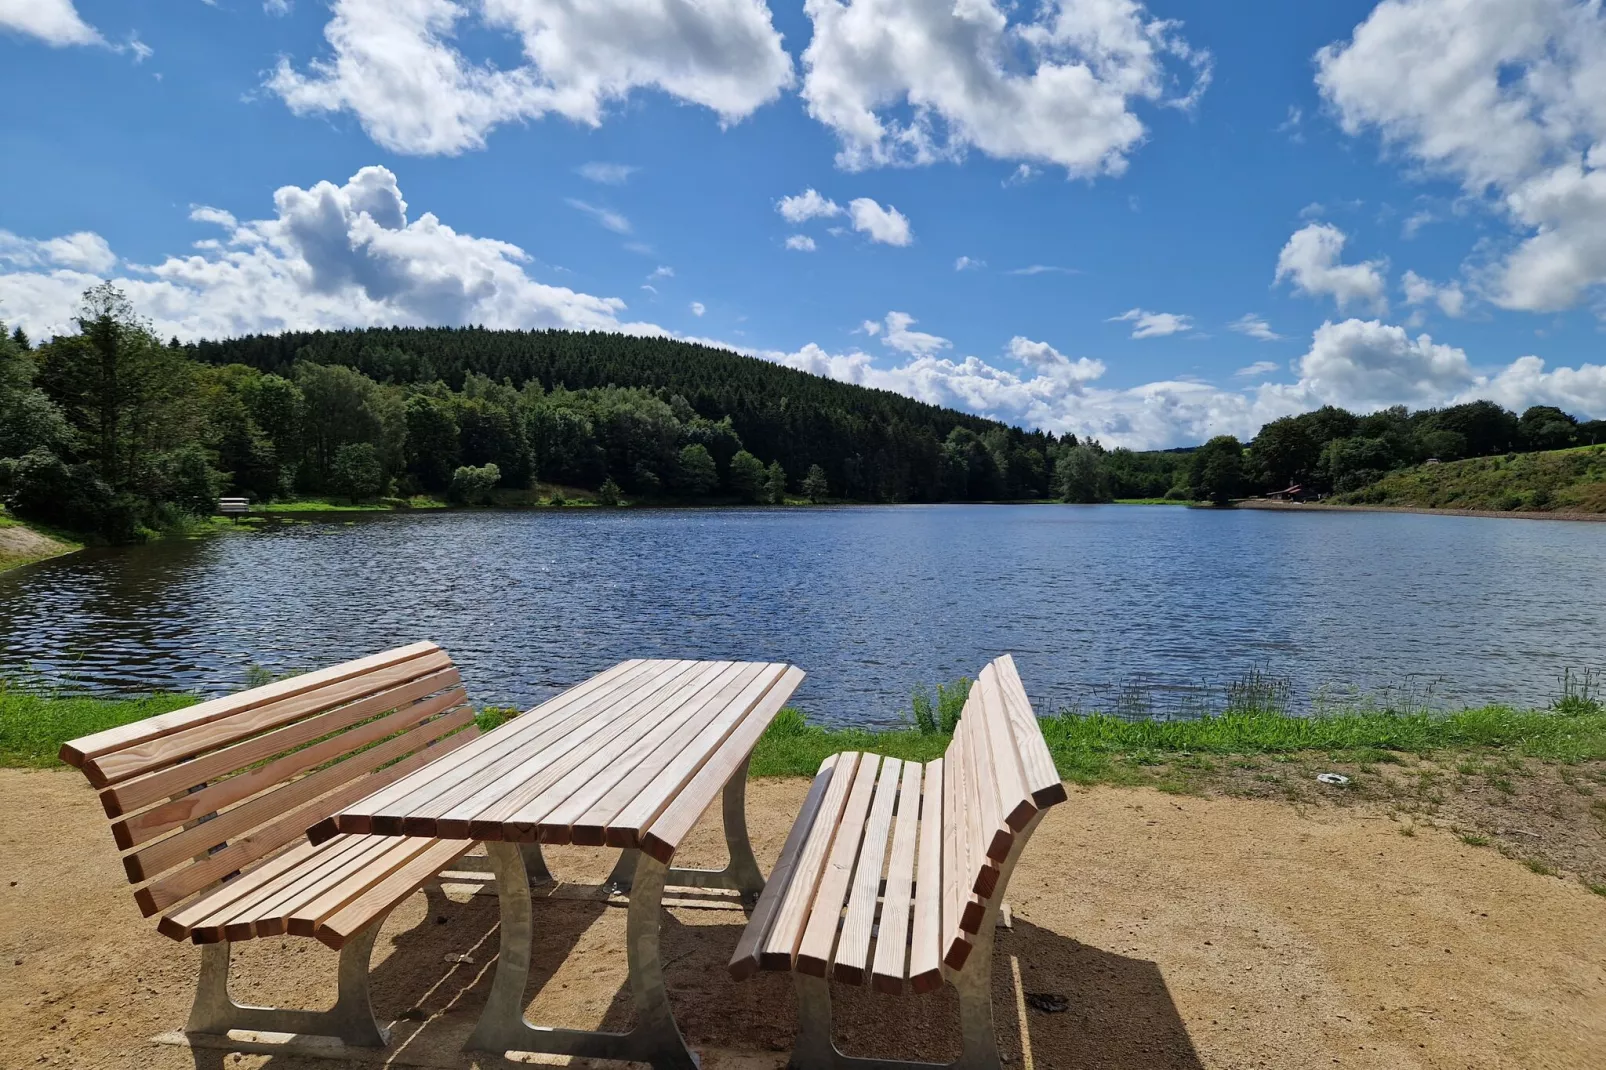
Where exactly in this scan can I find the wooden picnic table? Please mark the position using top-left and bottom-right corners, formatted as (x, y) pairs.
(311, 658), (803, 1068)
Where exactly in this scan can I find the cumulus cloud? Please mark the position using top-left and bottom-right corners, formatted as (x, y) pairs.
(847, 197), (912, 245)
(0, 166), (660, 342)
(268, 0), (794, 155)
(577, 162), (636, 185)
(0, 0), (103, 46)
(1110, 307), (1193, 339)
(954, 256), (985, 271)
(566, 198), (631, 234)
(1316, 0), (1606, 312)
(799, 0), (1211, 174)
(1274, 223), (1388, 313)
(1401, 270), (1467, 317)
(784, 234), (817, 251)
(1228, 313), (1282, 341)
(878, 311), (949, 356)
(776, 189), (843, 223)
(689, 301), (705, 317)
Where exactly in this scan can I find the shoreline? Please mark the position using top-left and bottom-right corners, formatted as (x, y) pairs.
(1235, 498), (1606, 523)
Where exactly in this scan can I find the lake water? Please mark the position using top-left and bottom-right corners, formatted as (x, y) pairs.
(1, 505), (1602, 726)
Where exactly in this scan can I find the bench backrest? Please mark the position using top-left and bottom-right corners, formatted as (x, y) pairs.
(58, 641), (477, 920)
(940, 655), (1065, 964)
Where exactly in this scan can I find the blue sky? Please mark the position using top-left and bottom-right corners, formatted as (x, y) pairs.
(3, 0), (1605, 448)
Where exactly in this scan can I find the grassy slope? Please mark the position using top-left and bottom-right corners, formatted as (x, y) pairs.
(0, 510), (81, 574)
(1335, 444), (1606, 513)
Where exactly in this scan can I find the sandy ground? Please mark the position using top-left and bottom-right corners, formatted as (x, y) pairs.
(0, 524), (76, 572)
(3, 768), (1603, 1070)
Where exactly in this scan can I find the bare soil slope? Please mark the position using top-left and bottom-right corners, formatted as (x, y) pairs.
(2, 769), (1602, 1070)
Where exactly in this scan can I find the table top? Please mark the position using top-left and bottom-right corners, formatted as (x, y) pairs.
(310, 659), (803, 863)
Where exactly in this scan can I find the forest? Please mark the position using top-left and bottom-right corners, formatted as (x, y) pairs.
(1, 284), (1602, 540)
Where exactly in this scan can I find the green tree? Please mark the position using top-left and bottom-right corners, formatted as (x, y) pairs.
(295, 362), (390, 487)
(1420, 400), (1518, 457)
(597, 476), (622, 506)
(1188, 436), (1245, 505)
(801, 463), (830, 502)
(403, 394), (460, 491)
(1250, 416), (1321, 491)
(329, 442), (384, 503)
(0, 324), (73, 460)
(1052, 444), (1111, 503)
(727, 449), (765, 501)
(1517, 405), (1578, 451)
(763, 460), (787, 504)
(1322, 436), (1396, 493)
(448, 462), (501, 505)
(10, 325), (30, 350)
(673, 444), (719, 496)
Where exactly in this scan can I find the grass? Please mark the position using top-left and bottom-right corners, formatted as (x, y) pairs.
(1114, 498), (1200, 506)
(1334, 443), (1606, 514)
(0, 687), (197, 767)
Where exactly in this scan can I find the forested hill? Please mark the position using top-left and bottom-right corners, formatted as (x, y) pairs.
(190, 327), (1055, 501)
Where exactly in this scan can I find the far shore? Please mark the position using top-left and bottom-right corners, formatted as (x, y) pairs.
(1235, 498), (1606, 523)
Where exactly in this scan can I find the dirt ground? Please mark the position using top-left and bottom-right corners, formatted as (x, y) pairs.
(0, 523), (74, 573)
(3, 768), (1603, 1070)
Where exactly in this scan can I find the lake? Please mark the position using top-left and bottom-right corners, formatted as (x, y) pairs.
(0, 505), (1601, 726)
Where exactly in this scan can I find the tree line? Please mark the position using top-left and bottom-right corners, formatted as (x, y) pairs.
(3, 285), (1601, 540)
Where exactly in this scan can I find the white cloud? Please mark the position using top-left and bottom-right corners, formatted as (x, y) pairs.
(689, 301), (705, 317)
(1401, 269), (1467, 317)
(847, 198), (912, 246)
(268, 0), (794, 156)
(799, 0), (1210, 174)
(954, 256), (985, 271)
(0, 230), (117, 274)
(1007, 336), (1105, 385)
(127, 34), (152, 62)
(1228, 313), (1282, 341)
(189, 205), (238, 229)
(0, 166), (661, 342)
(577, 162), (636, 185)
(1274, 223), (1389, 313)
(0, 0), (103, 46)
(1008, 264), (1076, 276)
(1284, 318), (1475, 411)
(1235, 360), (1281, 378)
(880, 311), (948, 356)
(785, 234), (818, 252)
(264, 1), (293, 16)
(648, 265), (674, 279)
(565, 198), (631, 234)
(776, 188), (842, 223)
(860, 319), (881, 336)
(1316, 0), (1606, 312)
(1110, 307), (1193, 339)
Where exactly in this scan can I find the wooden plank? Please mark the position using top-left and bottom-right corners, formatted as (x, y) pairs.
(727, 760), (837, 981)
(222, 836), (402, 942)
(284, 837), (441, 938)
(183, 834), (382, 939)
(906, 758), (944, 993)
(940, 731), (963, 969)
(954, 701), (1001, 902)
(963, 678), (1014, 864)
(323, 659), (656, 838)
(833, 756), (901, 985)
(315, 838), (472, 949)
(794, 754), (880, 977)
(973, 667), (1038, 832)
(157, 838), (324, 942)
(759, 752), (861, 971)
(78, 646), (450, 786)
(461, 661), (720, 842)
(134, 726), (476, 917)
(991, 656), (1068, 807)
(548, 663), (773, 844)
(124, 704), (475, 883)
(113, 687), (466, 850)
(104, 667), (463, 820)
(870, 759), (922, 994)
(636, 665), (803, 860)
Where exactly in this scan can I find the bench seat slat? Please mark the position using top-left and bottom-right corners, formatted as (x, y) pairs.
(833, 756), (901, 984)
(760, 752), (861, 970)
(316, 838), (473, 949)
(870, 759), (923, 993)
(795, 754), (881, 977)
(906, 758), (945, 992)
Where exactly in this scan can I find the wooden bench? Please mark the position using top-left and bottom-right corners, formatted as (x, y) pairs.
(728, 655), (1065, 1070)
(58, 641), (480, 1047)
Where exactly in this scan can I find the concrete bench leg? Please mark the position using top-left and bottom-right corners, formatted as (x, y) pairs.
(607, 758), (764, 900)
(185, 913), (390, 1047)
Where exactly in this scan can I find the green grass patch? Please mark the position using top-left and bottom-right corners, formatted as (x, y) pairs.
(0, 687), (197, 767)
(1461, 833), (1490, 847)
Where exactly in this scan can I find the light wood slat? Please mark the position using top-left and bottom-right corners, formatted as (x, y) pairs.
(940, 730), (963, 966)
(906, 758), (944, 993)
(322, 658), (655, 838)
(955, 704), (1001, 903)
(157, 838), (324, 941)
(83, 649), (452, 787)
(963, 680), (1014, 865)
(460, 661), (719, 841)
(728, 760), (838, 982)
(104, 667), (463, 821)
(182, 833), (381, 937)
(991, 656), (1068, 807)
(635, 665), (803, 860)
(973, 666), (1037, 832)
(760, 752), (861, 971)
(224, 836), (402, 942)
(114, 687), (466, 850)
(794, 754), (881, 977)
(870, 759), (923, 993)
(135, 726), (476, 917)
(314, 838), (472, 949)
(124, 704), (475, 883)
(285, 837), (441, 938)
(833, 756), (901, 985)
(62, 641), (441, 771)
(549, 662), (772, 844)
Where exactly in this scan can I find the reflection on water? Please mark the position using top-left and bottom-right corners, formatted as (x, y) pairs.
(0, 505), (1601, 726)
